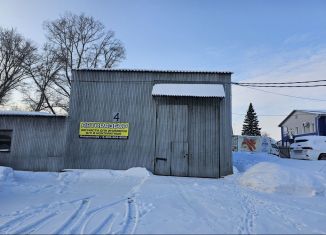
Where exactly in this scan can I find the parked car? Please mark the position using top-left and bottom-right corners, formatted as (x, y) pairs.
(270, 143), (280, 156)
(290, 136), (326, 160)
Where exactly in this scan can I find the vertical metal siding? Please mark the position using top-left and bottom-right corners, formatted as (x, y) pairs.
(0, 116), (67, 171)
(65, 76), (157, 170)
(220, 81), (233, 176)
(187, 98), (220, 178)
(65, 70), (232, 178)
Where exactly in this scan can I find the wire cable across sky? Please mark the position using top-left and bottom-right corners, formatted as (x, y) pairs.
(234, 86), (326, 102)
(233, 79), (326, 85)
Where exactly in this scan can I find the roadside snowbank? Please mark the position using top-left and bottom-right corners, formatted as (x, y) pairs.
(123, 167), (152, 177)
(233, 152), (280, 172)
(239, 162), (325, 197)
(64, 167), (152, 179)
(0, 166), (14, 182)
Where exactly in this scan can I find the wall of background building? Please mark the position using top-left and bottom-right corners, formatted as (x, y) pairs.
(281, 111), (317, 137)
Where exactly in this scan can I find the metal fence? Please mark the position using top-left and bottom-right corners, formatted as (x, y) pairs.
(278, 147), (291, 158)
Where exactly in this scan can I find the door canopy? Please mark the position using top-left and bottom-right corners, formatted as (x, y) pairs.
(152, 84), (225, 98)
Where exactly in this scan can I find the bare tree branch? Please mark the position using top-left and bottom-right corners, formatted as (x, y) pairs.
(42, 12), (126, 112)
(22, 44), (62, 114)
(0, 28), (36, 104)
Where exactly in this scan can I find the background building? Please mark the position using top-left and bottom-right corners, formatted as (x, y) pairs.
(279, 110), (326, 146)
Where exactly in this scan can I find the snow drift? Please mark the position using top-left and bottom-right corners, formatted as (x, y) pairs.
(2, 153), (326, 234)
(239, 162), (325, 197)
(63, 167), (152, 179)
(0, 166), (14, 182)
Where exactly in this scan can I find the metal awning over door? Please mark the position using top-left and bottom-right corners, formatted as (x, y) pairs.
(152, 84), (225, 98)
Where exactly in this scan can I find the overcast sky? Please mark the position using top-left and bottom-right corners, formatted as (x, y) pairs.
(1, 0), (326, 140)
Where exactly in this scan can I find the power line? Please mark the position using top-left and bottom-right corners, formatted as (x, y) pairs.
(235, 86), (326, 102)
(232, 113), (321, 117)
(232, 113), (286, 116)
(233, 83), (326, 88)
(233, 79), (326, 85)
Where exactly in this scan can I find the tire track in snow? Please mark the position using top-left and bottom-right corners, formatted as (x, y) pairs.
(10, 212), (58, 234)
(1, 172), (148, 234)
(1, 197), (94, 234)
(90, 214), (114, 234)
(0, 202), (62, 233)
(117, 197), (139, 235)
(0, 211), (36, 233)
(74, 175), (148, 234)
(78, 176), (148, 234)
(54, 198), (90, 234)
(112, 176), (149, 234)
(71, 199), (125, 234)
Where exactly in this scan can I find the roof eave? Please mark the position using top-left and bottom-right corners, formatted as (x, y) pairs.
(278, 110), (296, 127)
(73, 68), (233, 74)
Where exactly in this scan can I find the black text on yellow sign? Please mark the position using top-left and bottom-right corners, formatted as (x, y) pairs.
(79, 122), (129, 139)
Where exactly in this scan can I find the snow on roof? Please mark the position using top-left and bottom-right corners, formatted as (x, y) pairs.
(0, 110), (64, 117)
(297, 110), (326, 115)
(74, 68), (232, 74)
(152, 84), (225, 97)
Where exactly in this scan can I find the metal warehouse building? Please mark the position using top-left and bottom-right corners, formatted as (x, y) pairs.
(65, 69), (233, 178)
(0, 111), (66, 171)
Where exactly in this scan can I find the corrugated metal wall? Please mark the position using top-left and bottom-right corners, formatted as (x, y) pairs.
(65, 70), (233, 178)
(0, 116), (67, 171)
(154, 97), (221, 177)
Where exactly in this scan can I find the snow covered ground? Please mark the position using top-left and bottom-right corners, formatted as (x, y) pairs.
(1, 152), (326, 234)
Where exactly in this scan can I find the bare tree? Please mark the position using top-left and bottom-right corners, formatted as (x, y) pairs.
(43, 12), (126, 112)
(261, 132), (270, 137)
(0, 28), (36, 105)
(22, 44), (64, 114)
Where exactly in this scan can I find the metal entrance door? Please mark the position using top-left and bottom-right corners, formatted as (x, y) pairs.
(154, 104), (189, 176)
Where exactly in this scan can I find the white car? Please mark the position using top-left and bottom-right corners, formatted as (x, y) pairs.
(270, 143), (280, 156)
(290, 136), (326, 160)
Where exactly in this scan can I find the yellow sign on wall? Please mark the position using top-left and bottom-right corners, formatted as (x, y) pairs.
(79, 122), (129, 139)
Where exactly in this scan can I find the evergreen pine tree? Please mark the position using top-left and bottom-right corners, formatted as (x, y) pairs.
(241, 103), (261, 136)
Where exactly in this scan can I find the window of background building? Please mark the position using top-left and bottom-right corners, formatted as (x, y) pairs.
(0, 130), (12, 152)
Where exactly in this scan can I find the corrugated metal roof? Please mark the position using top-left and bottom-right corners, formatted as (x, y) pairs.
(0, 110), (66, 117)
(152, 84), (225, 97)
(74, 68), (232, 74)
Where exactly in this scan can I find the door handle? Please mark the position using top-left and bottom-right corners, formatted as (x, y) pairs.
(156, 157), (167, 161)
